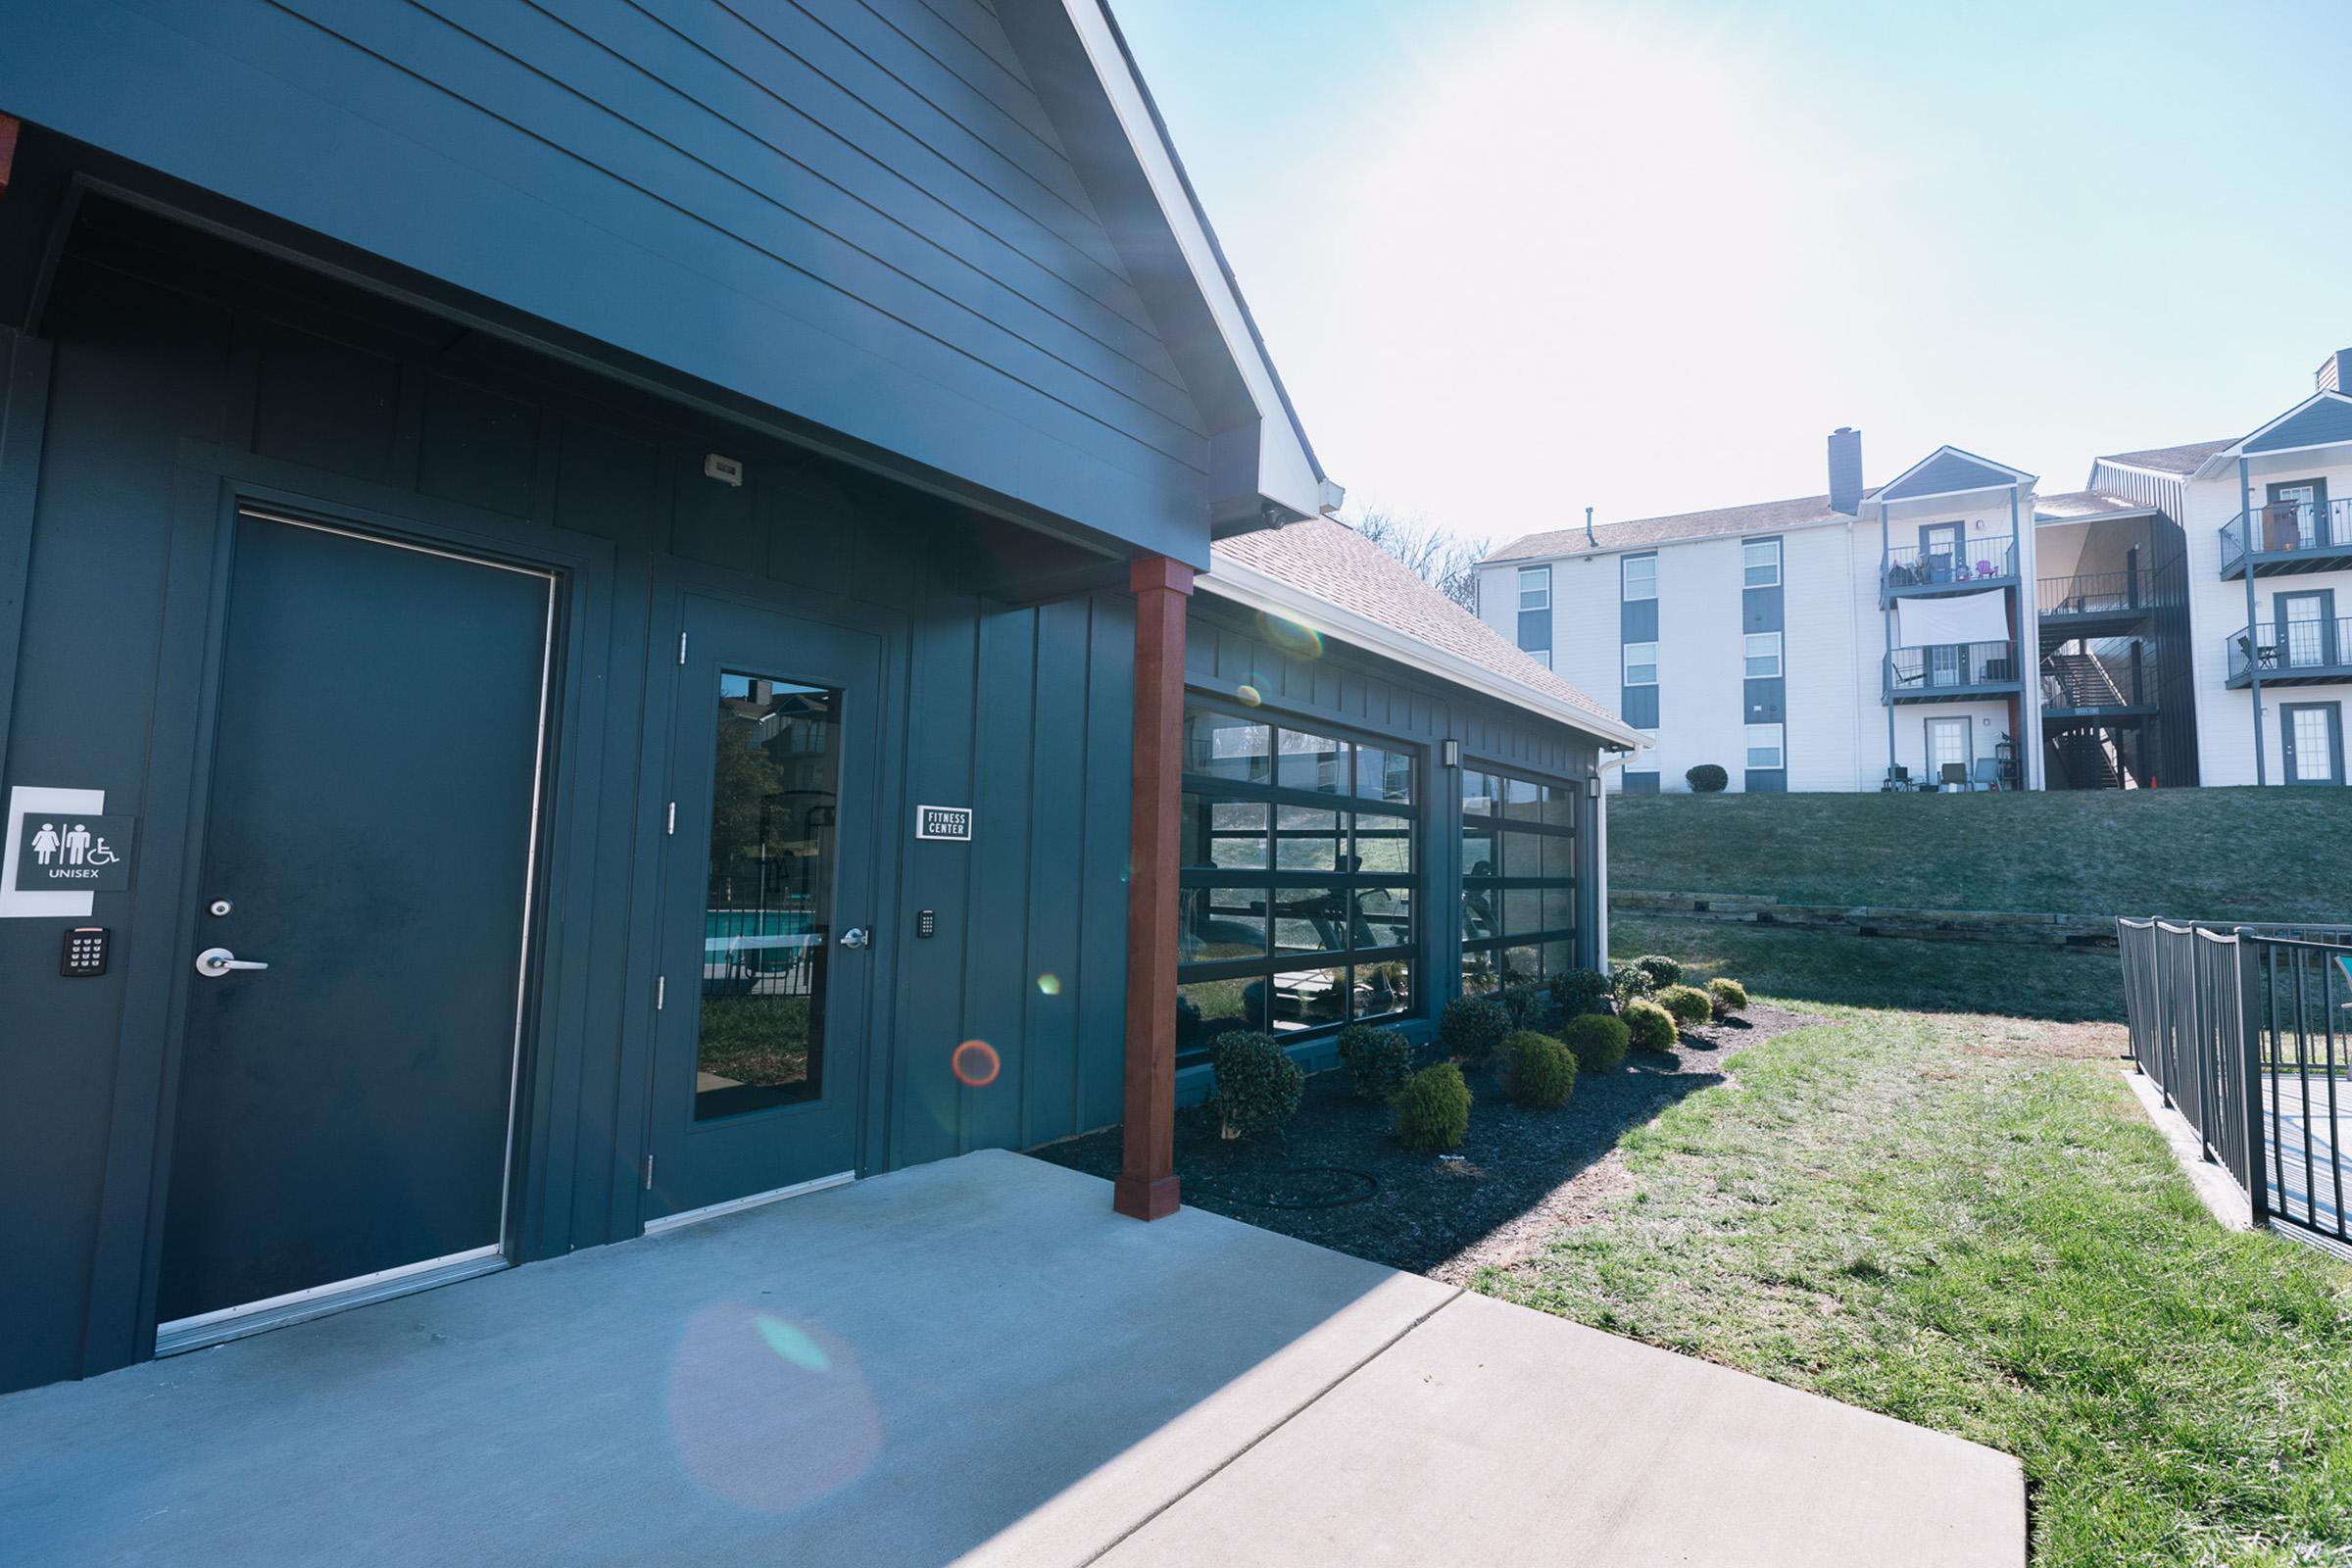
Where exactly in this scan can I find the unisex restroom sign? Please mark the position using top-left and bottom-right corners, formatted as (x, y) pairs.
(915, 805), (972, 842)
(15, 812), (134, 892)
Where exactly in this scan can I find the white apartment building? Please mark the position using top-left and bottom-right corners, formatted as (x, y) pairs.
(1481, 349), (2352, 792)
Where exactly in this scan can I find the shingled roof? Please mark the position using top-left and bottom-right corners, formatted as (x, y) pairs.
(2034, 490), (2154, 521)
(1206, 517), (1632, 738)
(1486, 494), (1849, 564)
(2095, 439), (2233, 476)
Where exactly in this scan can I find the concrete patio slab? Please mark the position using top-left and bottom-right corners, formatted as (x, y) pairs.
(1101, 1290), (2024, 1567)
(0, 1151), (2023, 1567)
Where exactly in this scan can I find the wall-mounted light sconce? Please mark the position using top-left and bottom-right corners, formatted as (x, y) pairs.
(1441, 739), (1460, 768)
(1586, 774), (1602, 799)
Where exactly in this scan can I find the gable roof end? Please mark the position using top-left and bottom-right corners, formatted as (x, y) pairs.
(1873, 445), (2034, 502)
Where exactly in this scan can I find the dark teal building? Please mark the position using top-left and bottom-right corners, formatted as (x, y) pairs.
(0, 0), (1637, 1396)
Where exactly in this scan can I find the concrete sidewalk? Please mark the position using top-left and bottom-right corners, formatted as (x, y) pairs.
(0, 1151), (2022, 1566)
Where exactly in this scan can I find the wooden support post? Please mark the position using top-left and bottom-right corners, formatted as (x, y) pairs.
(0, 115), (19, 206)
(1114, 554), (1194, 1221)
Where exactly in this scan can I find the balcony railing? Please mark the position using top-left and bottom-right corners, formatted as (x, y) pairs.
(2220, 497), (2352, 576)
(2037, 569), (2152, 618)
(1886, 640), (2022, 699)
(1884, 538), (2018, 597)
(2227, 617), (2352, 685)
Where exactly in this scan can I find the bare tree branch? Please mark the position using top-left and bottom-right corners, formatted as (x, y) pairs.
(1347, 504), (1488, 611)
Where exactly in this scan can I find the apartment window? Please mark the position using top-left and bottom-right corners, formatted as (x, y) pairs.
(1518, 565), (1551, 612)
(1623, 642), (1658, 685)
(1461, 766), (1580, 994)
(1527, 649), (1552, 670)
(1742, 538), (1782, 588)
(1516, 565), (1553, 660)
(1621, 554), (1656, 601)
(1744, 723), (1785, 769)
(1742, 632), (1783, 678)
(1176, 705), (1418, 1064)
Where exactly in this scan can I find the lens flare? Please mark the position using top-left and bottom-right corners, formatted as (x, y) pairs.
(755, 1313), (831, 1372)
(665, 1303), (880, 1512)
(952, 1039), (1002, 1088)
(1256, 612), (1323, 657)
(1035, 972), (1062, 996)
(1236, 683), (1262, 707)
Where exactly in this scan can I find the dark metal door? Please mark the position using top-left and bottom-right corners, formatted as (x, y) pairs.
(646, 595), (882, 1223)
(158, 512), (554, 1336)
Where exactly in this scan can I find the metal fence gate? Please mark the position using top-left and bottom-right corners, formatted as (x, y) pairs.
(2118, 918), (2352, 1248)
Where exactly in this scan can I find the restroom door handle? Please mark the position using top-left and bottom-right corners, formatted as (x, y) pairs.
(836, 928), (870, 951)
(194, 947), (270, 977)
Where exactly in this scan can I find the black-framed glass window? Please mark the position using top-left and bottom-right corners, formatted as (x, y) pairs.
(1177, 703), (1418, 1064)
(1460, 764), (1579, 995)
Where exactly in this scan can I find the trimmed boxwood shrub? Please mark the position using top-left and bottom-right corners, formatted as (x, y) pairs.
(1609, 960), (1654, 1004)
(1657, 984), (1714, 1027)
(1336, 1023), (1415, 1102)
(1551, 967), (1612, 1019)
(1706, 977), (1749, 1018)
(1623, 997), (1677, 1054)
(1633, 954), (1684, 989)
(1438, 995), (1512, 1063)
(1686, 763), (1729, 792)
(1559, 1012), (1630, 1074)
(1207, 1030), (1304, 1140)
(1501, 1030), (1578, 1109)
(1393, 1061), (1472, 1152)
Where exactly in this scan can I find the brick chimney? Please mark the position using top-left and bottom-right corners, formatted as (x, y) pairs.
(1828, 427), (1863, 514)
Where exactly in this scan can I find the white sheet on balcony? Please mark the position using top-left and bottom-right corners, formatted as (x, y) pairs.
(1895, 589), (2009, 648)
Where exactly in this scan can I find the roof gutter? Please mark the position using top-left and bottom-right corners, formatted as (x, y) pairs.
(1197, 558), (1653, 752)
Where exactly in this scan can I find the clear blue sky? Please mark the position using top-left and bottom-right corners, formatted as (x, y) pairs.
(1112, 0), (2352, 542)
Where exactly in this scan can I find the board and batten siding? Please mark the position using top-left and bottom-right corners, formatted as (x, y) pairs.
(0, 219), (1140, 1394)
(0, 0), (1231, 560)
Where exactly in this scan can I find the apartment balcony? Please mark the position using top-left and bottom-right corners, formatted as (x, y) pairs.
(2219, 497), (2352, 579)
(2035, 569), (2153, 648)
(1882, 537), (2019, 606)
(1885, 640), (2023, 704)
(2226, 617), (2352, 688)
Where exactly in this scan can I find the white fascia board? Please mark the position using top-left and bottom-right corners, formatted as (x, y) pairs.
(1198, 560), (1651, 752)
(1493, 513), (1853, 565)
(1061, 0), (1329, 521)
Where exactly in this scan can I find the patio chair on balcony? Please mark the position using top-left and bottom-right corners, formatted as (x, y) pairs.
(1881, 764), (1912, 792)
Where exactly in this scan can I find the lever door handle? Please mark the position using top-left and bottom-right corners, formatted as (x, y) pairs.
(195, 947), (270, 977)
(837, 927), (870, 951)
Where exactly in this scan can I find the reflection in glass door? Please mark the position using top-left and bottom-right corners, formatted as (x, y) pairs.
(696, 673), (841, 1122)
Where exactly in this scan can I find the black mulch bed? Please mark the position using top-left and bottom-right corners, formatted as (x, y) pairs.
(1035, 1004), (1817, 1280)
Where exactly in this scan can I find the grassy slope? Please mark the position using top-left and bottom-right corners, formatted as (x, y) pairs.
(1614, 912), (2127, 1023)
(1481, 1004), (2352, 1566)
(1609, 788), (2352, 923)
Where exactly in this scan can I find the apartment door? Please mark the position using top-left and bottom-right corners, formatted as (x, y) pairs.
(158, 512), (554, 1347)
(2277, 590), (2335, 670)
(2267, 479), (2328, 551)
(1920, 522), (1964, 579)
(1925, 716), (1971, 787)
(646, 595), (884, 1224)
(2281, 703), (2344, 786)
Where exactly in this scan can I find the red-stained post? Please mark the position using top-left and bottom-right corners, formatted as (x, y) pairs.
(0, 116), (19, 205)
(1114, 555), (1195, 1220)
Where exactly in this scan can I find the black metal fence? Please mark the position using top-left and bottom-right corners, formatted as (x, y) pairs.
(2119, 918), (2352, 1247)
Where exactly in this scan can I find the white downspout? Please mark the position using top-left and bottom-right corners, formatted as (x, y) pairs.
(1592, 748), (1638, 969)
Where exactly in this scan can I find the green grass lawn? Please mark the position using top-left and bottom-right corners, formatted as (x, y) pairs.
(1480, 1000), (2352, 1565)
(1609, 787), (2352, 923)
(1614, 912), (2127, 1022)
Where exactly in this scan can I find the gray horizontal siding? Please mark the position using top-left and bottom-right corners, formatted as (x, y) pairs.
(1, 0), (1217, 557)
(2245, 397), (2352, 454)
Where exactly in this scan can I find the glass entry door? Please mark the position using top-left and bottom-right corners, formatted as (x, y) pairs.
(646, 595), (884, 1224)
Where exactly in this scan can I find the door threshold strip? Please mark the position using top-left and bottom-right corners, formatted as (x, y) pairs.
(155, 1246), (509, 1357)
(643, 1170), (856, 1236)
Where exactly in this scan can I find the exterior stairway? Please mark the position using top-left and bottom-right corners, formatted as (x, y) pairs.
(2040, 650), (2128, 710)
(2051, 728), (2124, 789)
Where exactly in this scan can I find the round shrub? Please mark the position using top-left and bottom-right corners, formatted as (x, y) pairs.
(1657, 984), (1714, 1027)
(1502, 1030), (1578, 1109)
(1207, 1030), (1304, 1140)
(1336, 1022), (1415, 1102)
(1623, 997), (1677, 1054)
(1438, 995), (1512, 1063)
(1706, 977), (1749, 1018)
(1609, 960), (1654, 1004)
(1633, 954), (1684, 989)
(1393, 1061), (1472, 1152)
(1559, 1012), (1630, 1074)
(1550, 967), (1612, 1019)
(1686, 763), (1729, 793)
